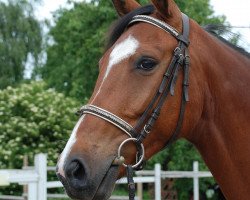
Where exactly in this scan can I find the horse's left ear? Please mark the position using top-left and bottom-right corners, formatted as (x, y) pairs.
(151, 0), (181, 20)
(112, 0), (141, 17)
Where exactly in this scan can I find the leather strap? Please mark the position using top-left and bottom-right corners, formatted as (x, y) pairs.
(129, 15), (179, 38)
(126, 165), (135, 200)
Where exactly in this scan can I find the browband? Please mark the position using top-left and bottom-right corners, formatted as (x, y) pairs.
(129, 14), (190, 46)
(129, 15), (179, 37)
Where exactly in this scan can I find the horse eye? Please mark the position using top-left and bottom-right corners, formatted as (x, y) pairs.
(137, 57), (158, 71)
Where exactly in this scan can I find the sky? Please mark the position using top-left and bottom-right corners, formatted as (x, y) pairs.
(210, 0), (250, 50)
(34, 0), (82, 21)
(35, 0), (250, 50)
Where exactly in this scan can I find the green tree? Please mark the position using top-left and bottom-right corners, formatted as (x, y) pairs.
(0, 81), (80, 168)
(139, 0), (225, 25)
(0, 81), (81, 194)
(0, 0), (42, 89)
(41, 2), (116, 100)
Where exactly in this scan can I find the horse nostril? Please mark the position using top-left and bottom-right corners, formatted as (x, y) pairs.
(65, 159), (87, 189)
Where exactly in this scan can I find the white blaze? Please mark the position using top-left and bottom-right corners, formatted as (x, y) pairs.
(104, 34), (139, 79)
(91, 35), (139, 102)
(58, 115), (85, 173)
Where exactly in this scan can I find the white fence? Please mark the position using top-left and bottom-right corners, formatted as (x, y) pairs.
(0, 154), (213, 200)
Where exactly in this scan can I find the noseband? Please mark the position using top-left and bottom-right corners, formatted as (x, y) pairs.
(77, 13), (190, 200)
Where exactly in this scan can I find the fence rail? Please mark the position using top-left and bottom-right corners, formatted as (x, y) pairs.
(0, 154), (213, 200)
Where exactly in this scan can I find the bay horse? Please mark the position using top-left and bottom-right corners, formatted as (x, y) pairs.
(56, 0), (250, 199)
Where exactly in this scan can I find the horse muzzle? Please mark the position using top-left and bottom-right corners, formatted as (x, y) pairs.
(56, 156), (119, 200)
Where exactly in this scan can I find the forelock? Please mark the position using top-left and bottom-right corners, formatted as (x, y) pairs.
(106, 5), (155, 50)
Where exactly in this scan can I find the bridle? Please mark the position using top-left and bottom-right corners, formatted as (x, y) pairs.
(77, 13), (190, 200)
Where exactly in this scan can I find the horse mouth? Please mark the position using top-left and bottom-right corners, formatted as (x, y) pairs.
(58, 165), (119, 200)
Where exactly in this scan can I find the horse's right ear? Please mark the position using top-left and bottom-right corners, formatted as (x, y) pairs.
(112, 0), (141, 17)
(151, 0), (180, 19)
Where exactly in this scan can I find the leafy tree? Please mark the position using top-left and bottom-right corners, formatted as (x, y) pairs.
(0, 81), (80, 168)
(139, 0), (225, 25)
(41, 2), (116, 99)
(0, 0), (42, 89)
(0, 81), (81, 194)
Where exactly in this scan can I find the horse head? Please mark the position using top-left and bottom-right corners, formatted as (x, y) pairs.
(56, 0), (203, 199)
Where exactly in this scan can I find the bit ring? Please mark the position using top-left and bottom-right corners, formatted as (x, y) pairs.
(117, 138), (145, 169)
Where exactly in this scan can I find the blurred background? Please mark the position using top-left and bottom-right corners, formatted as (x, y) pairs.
(0, 0), (249, 199)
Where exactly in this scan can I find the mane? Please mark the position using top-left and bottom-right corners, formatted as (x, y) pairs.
(106, 5), (250, 59)
(204, 24), (250, 58)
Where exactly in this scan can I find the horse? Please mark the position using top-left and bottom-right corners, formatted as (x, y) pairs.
(56, 0), (250, 199)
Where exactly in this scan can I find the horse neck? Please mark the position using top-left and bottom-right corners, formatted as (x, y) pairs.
(188, 21), (250, 199)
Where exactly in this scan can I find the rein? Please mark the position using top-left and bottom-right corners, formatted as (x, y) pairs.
(77, 13), (190, 200)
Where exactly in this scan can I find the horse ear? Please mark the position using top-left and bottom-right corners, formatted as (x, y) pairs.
(151, 0), (180, 19)
(112, 0), (141, 16)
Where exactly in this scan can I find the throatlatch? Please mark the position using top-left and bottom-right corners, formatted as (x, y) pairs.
(77, 13), (190, 200)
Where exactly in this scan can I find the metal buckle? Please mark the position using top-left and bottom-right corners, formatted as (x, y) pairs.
(174, 47), (181, 56)
(117, 138), (145, 169)
(177, 54), (184, 65)
(143, 124), (151, 134)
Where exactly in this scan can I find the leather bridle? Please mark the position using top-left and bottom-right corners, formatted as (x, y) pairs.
(77, 13), (190, 200)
